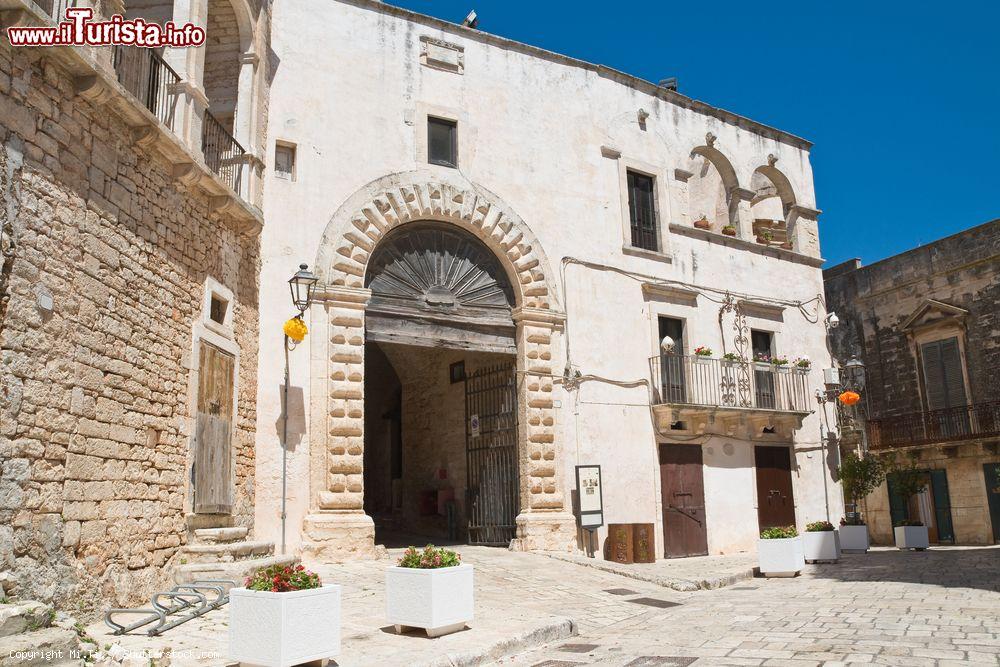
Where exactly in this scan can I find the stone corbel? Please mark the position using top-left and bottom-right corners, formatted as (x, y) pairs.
(172, 162), (203, 187)
(209, 195), (236, 215)
(169, 80), (211, 110)
(730, 187), (756, 203)
(600, 145), (622, 160)
(130, 125), (160, 148)
(0, 9), (33, 29)
(790, 204), (821, 220)
(673, 168), (693, 182)
(75, 75), (115, 106)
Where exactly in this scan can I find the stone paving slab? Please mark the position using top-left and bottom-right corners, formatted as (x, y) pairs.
(501, 546), (1000, 667)
(541, 551), (757, 591)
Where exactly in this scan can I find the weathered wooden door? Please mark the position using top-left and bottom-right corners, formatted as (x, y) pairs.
(465, 362), (519, 546)
(659, 444), (708, 558)
(193, 341), (235, 514)
(755, 445), (796, 529)
(984, 463), (1000, 543)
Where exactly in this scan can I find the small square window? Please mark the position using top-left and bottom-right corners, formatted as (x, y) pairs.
(210, 295), (228, 325)
(275, 142), (296, 180)
(428, 117), (457, 168)
(449, 360), (466, 384)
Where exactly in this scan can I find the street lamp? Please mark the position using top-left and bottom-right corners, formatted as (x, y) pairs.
(280, 263), (318, 555)
(843, 355), (866, 392)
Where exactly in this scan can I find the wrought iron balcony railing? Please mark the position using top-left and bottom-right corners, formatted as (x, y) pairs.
(649, 354), (811, 413)
(113, 46), (181, 129)
(867, 401), (1000, 451)
(202, 110), (246, 193)
(34, 0), (73, 21)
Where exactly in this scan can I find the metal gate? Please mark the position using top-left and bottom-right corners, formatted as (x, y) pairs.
(465, 362), (519, 545)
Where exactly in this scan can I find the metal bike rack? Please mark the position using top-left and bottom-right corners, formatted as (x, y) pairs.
(104, 579), (235, 636)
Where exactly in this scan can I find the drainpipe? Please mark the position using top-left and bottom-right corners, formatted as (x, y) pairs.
(281, 334), (289, 555)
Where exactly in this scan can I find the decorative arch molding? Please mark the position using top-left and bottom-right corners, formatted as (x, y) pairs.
(302, 170), (576, 561)
(314, 170), (561, 312)
(689, 145), (740, 193)
(752, 164), (796, 209)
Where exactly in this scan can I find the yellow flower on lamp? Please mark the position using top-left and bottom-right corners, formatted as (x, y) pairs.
(283, 316), (308, 342)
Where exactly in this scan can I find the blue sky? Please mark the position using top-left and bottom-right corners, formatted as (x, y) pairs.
(388, 0), (999, 266)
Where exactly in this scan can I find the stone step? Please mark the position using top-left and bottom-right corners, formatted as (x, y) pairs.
(178, 540), (274, 564)
(192, 526), (249, 544)
(172, 554), (299, 591)
(0, 601), (54, 638)
(0, 626), (79, 666)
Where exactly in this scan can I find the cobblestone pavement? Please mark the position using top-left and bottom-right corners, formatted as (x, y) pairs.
(86, 546), (1000, 666)
(500, 546), (1000, 667)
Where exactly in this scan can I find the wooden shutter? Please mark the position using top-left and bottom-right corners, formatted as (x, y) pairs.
(627, 171), (657, 250)
(194, 341), (235, 514)
(920, 338), (967, 410)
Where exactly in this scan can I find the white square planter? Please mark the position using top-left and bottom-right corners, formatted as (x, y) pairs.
(839, 524), (870, 552)
(385, 564), (473, 637)
(757, 537), (805, 577)
(895, 525), (930, 550)
(229, 585), (341, 667)
(803, 530), (840, 563)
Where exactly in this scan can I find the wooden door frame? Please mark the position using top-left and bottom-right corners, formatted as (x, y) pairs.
(185, 278), (241, 520)
(658, 443), (709, 558)
(754, 445), (796, 530)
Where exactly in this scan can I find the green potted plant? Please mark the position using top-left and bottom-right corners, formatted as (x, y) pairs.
(721, 224), (737, 237)
(887, 457), (930, 550)
(229, 564), (340, 666)
(835, 452), (885, 552)
(802, 521), (839, 563)
(756, 230), (774, 244)
(721, 352), (744, 368)
(793, 356), (811, 372)
(752, 352), (772, 371)
(771, 355), (790, 373)
(757, 525), (804, 577)
(693, 346), (713, 364)
(386, 545), (472, 637)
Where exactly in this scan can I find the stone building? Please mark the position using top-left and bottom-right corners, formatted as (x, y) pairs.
(0, 0), (275, 607)
(255, 0), (843, 562)
(825, 219), (1000, 546)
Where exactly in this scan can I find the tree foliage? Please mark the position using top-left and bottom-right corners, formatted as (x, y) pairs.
(835, 452), (886, 506)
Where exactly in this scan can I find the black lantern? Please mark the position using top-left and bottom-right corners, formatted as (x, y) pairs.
(843, 355), (866, 391)
(288, 263), (318, 314)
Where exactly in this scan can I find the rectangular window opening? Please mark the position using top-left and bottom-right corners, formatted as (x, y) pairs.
(627, 170), (658, 251)
(275, 142), (296, 180)
(210, 295), (228, 325)
(428, 116), (458, 168)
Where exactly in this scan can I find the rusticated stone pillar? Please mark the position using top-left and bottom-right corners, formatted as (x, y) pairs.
(510, 306), (576, 551)
(300, 285), (376, 560)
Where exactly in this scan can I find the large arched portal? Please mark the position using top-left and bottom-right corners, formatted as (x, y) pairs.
(302, 172), (577, 560)
(362, 222), (519, 545)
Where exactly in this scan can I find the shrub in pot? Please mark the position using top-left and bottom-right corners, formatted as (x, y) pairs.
(229, 564), (340, 667)
(834, 452), (885, 552)
(386, 545), (473, 637)
(721, 225), (737, 237)
(757, 526), (804, 577)
(803, 521), (839, 563)
(887, 456), (931, 550)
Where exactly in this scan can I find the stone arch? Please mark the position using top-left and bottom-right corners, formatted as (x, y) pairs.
(750, 164), (798, 248)
(315, 170), (561, 312)
(302, 171), (575, 561)
(686, 145), (741, 232)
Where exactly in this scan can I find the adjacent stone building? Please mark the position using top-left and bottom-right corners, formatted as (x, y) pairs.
(255, 0), (843, 562)
(0, 0), (273, 607)
(825, 219), (1000, 545)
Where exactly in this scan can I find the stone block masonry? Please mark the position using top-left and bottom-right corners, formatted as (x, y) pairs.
(0, 43), (260, 611)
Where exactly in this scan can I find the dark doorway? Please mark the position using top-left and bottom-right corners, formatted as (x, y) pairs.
(465, 363), (520, 546)
(755, 445), (795, 529)
(985, 463), (1000, 544)
(658, 316), (686, 403)
(751, 330), (776, 409)
(887, 468), (955, 543)
(659, 444), (708, 558)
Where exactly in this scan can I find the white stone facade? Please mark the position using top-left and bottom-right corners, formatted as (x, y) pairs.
(256, 0), (843, 560)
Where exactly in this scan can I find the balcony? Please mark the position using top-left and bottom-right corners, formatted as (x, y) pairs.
(867, 401), (1000, 452)
(649, 354), (812, 439)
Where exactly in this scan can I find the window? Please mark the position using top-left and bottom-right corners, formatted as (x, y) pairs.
(275, 142), (296, 180)
(209, 295), (228, 325)
(627, 170), (658, 251)
(658, 317), (685, 403)
(427, 117), (457, 167)
(751, 330), (775, 409)
(920, 338), (967, 411)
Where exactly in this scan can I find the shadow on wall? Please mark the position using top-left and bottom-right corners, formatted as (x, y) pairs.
(274, 384), (305, 451)
(807, 547), (1000, 593)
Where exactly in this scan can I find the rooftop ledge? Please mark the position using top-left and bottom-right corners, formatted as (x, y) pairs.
(669, 224), (825, 268)
(0, 0), (263, 236)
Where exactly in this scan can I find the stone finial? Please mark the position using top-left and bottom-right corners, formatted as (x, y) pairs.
(706, 132), (716, 147)
(767, 153), (778, 166)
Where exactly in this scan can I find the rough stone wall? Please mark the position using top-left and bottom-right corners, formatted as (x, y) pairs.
(204, 0), (242, 131)
(0, 45), (260, 609)
(824, 219), (1000, 417)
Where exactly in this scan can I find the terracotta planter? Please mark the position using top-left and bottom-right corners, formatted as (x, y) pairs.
(722, 227), (737, 237)
(694, 219), (711, 230)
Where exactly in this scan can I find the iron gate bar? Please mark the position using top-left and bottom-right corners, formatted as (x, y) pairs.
(465, 362), (519, 546)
